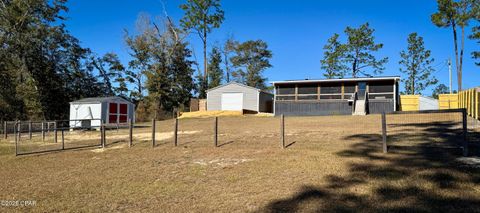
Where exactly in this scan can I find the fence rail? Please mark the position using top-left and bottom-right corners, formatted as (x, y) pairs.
(5, 119), (135, 156)
(383, 108), (468, 156)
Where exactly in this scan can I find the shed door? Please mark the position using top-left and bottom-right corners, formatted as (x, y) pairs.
(221, 93), (243, 111)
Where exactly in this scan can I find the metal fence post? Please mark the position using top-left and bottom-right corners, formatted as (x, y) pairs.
(381, 112), (387, 153)
(462, 108), (468, 157)
(281, 114), (285, 149)
(61, 129), (65, 150)
(102, 122), (106, 148)
(41, 122), (45, 142)
(214, 117), (218, 147)
(152, 119), (156, 148)
(4, 121), (7, 140)
(14, 121), (18, 156)
(174, 118), (178, 147)
(18, 121), (22, 141)
(54, 121), (57, 143)
(129, 119), (133, 147)
(98, 121), (103, 147)
(28, 121), (32, 140)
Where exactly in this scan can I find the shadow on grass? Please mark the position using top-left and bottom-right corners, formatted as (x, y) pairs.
(285, 141), (296, 148)
(218, 140), (235, 147)
(261, 118), (480, 212)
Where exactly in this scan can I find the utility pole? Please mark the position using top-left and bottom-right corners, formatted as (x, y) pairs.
(448, 58), (452, 94)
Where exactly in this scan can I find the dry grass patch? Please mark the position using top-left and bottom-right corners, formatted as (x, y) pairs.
(0, 114), (479, 212)
(179, 110), (243, 119)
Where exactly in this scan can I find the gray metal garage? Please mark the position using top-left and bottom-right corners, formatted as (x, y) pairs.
(206, 82), (274, 113)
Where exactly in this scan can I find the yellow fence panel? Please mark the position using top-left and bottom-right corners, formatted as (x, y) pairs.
(438, 94), (459, 109)
(456, 87), (480, 120)
(400, 95), (419, 111)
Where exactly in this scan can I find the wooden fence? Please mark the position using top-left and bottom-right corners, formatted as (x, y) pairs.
(439, 94), (459, 109)
(459, 88), (480, 120)
(438, 88), (479, 120)
(400, 95), (420, 111)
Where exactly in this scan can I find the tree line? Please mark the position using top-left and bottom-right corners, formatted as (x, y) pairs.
(320, 0), (479, 95)
(0, 0), (273, 121)
(1, 0), (478, 121)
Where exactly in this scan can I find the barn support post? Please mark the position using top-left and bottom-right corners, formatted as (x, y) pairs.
(174, 118), (178, 147)
(14, 121), (18, 156)
(381, 112), (387, 153)
(41, 122), (45, 142)
(54, 121), (57, 143)
(28, 121), (32, 140)
(151, 119), (156, 148)
(3, 121), (7, 140)
(281, 114), (285, 149)
(214, 117), (218, 147)
(462, 108), (468, 157)
(128, 119), (133, 147)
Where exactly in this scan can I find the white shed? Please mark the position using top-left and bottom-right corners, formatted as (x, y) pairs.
(69, 97), (135, 128)
(206, 82), (274, 113)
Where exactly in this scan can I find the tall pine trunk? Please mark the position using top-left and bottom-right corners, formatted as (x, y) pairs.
(203, 17), (208, 93)
(452, 22), (462, 91)
(352, 58), (357, 78)
(459, 25), (465, 91)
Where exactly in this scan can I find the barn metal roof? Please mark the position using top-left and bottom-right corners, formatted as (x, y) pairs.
(271, 76), (400, 85)
(206, 81), (273, 95)
(70, 96), (132, 104)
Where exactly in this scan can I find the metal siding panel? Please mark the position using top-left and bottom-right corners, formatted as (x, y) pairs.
(258, 92), (274, 112)
(419, 96), (439, 110)
(207, 84), (258, 111)
(69, 103), (102, 127)
(275, 101), (352, 116)
(368, 100), (394, 114)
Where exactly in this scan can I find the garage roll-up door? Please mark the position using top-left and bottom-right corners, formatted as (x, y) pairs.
(221, 93), (243, 111)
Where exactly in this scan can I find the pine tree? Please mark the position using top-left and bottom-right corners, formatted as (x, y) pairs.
(343, 23), (388, 77)
(0, 0), (104, 120)
(208, 46), (223, 89)
(431, 0), (476, 90)
(230, 40), (273, 89)
(90, 53), (126, 96)
(399, 33), (438, 95)
(320, 33), (346, 79)
(180, 0), (224, 97)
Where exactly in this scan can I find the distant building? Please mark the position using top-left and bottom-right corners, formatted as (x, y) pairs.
(69, 97), (135, 128)
(206, 82), (274, 113)
(272, 76), (400, 116)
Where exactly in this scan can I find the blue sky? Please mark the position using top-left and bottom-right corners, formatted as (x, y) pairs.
(64, 0), (479, 95)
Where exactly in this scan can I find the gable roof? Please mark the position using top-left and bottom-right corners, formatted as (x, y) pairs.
(70, 96), (132, 104)
(206, 82), (272, 94)
(272, 76), (400, 85)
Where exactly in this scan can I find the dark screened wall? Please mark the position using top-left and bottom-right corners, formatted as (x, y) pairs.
(274, 79), (398, 116)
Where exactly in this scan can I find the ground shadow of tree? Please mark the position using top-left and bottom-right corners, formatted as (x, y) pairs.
(260, 119), (480, 212)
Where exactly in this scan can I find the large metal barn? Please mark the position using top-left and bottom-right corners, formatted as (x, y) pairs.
(272, 76), (400, 116)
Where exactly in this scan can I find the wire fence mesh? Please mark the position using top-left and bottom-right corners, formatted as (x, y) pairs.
(13, 120), (103, 155)
(1, 109), (476, 156)
(385, 109), (467, 156)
